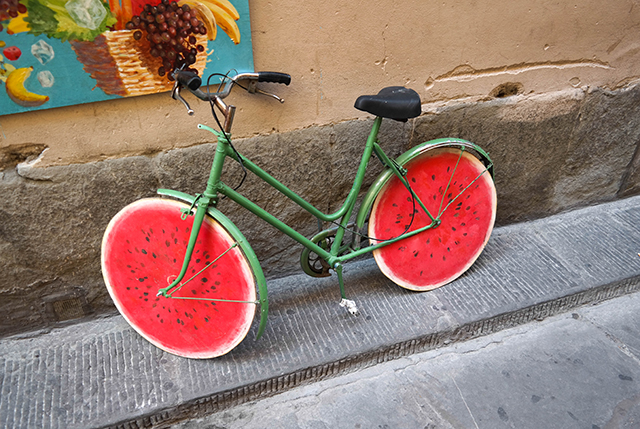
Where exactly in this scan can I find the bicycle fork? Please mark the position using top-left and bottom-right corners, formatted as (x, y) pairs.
(156, 195), (212, 297)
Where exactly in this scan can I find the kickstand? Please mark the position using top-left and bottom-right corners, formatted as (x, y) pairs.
(335, 263), (359, 315)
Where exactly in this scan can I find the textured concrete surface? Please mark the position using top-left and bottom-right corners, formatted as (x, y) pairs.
(173, 291), (640, 429)
(1, 195), (639, 428)
(2, 83), (640, 337)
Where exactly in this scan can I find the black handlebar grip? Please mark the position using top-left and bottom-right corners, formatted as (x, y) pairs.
(257, 72), (291, 85)
(175, 70), (202, 91)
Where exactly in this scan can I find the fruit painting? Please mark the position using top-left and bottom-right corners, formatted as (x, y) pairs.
(0, 0), (253, 115)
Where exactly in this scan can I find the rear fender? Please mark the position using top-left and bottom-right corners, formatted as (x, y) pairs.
(355, 138), (494, 230)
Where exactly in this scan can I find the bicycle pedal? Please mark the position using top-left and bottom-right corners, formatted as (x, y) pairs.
(339, 298), (359, 316)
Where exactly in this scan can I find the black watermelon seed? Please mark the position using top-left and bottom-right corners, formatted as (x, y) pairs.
(452, 227), (456, 231)
(202, 278), (208, 283)
(192, 290), (197, 295)
(152, 253), (157, 258)
(166, 240), (170, 247)
(214, 281), (221, 286)
(392, 203), (398, 207)
(196, 259), (201, 263)
(411, 177), (416, 183)
(139, 278), (144, 282)
(144, 292), (148, 296)
(432, 175), (435, 180)
(145, 237), (150, 242)
(141, 249), (147, 254)
(413, 251), (419, 257)
(443, 256), (446, 261)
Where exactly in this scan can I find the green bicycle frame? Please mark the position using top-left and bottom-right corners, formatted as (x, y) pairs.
(156, 116), (493, 337)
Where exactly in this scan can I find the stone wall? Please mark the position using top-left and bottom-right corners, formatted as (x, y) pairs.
(1, 82), (639, 337)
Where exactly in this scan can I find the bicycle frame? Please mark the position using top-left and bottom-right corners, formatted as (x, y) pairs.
(156, 117), (427, 295)
(155, 114), (494, 333)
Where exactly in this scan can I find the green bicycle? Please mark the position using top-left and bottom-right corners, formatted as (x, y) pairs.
(101, 70), (497, 359)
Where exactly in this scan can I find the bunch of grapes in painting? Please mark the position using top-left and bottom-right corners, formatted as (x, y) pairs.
(126, 0), (207, 80)
(0, 0), (26, 33)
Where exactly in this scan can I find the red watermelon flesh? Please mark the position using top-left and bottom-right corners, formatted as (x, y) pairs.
(369, 148), (496, 291)
(101, 199), (256, 358)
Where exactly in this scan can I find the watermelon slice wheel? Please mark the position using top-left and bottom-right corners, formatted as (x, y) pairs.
(369, 147), (496, 291)
(101, 198), (257, 359)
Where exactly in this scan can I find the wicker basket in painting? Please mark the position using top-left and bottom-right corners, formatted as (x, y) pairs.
(70, 30), (208, 97)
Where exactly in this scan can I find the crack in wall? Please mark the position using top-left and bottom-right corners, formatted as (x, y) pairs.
(426, 59), (612, 89)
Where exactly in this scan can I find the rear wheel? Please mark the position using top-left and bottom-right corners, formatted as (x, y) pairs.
(101, 198), (257, 358)
(368, 148), (496, 291)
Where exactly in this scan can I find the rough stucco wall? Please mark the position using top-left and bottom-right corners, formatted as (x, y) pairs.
(1, 0), (639, 166)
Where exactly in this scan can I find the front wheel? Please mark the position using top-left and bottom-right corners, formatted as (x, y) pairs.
(101, 198), (257, 359)
(368, 148), (497, 291)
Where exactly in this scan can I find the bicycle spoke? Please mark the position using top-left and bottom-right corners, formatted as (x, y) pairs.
(437, 148), (464, 218)
(438, 163), (492, 218)
(167, 242), (239, 298)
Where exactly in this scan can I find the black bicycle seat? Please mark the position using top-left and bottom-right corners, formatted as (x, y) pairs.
(354, 86), (421, 122)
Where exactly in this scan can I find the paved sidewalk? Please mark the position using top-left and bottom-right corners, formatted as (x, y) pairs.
(173, 290), (640, 429)
(1, 196), (640, 428)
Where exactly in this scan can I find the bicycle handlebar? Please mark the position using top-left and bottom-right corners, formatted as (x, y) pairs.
(173, 70), (290, 102)
(171, 69), (291, 130)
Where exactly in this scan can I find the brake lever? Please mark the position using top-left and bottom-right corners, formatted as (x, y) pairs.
(246, 80), (285, 103)
(171, 83), (195, 115)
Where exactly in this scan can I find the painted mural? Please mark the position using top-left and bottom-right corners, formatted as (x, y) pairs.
(0, 0), (253, 115)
